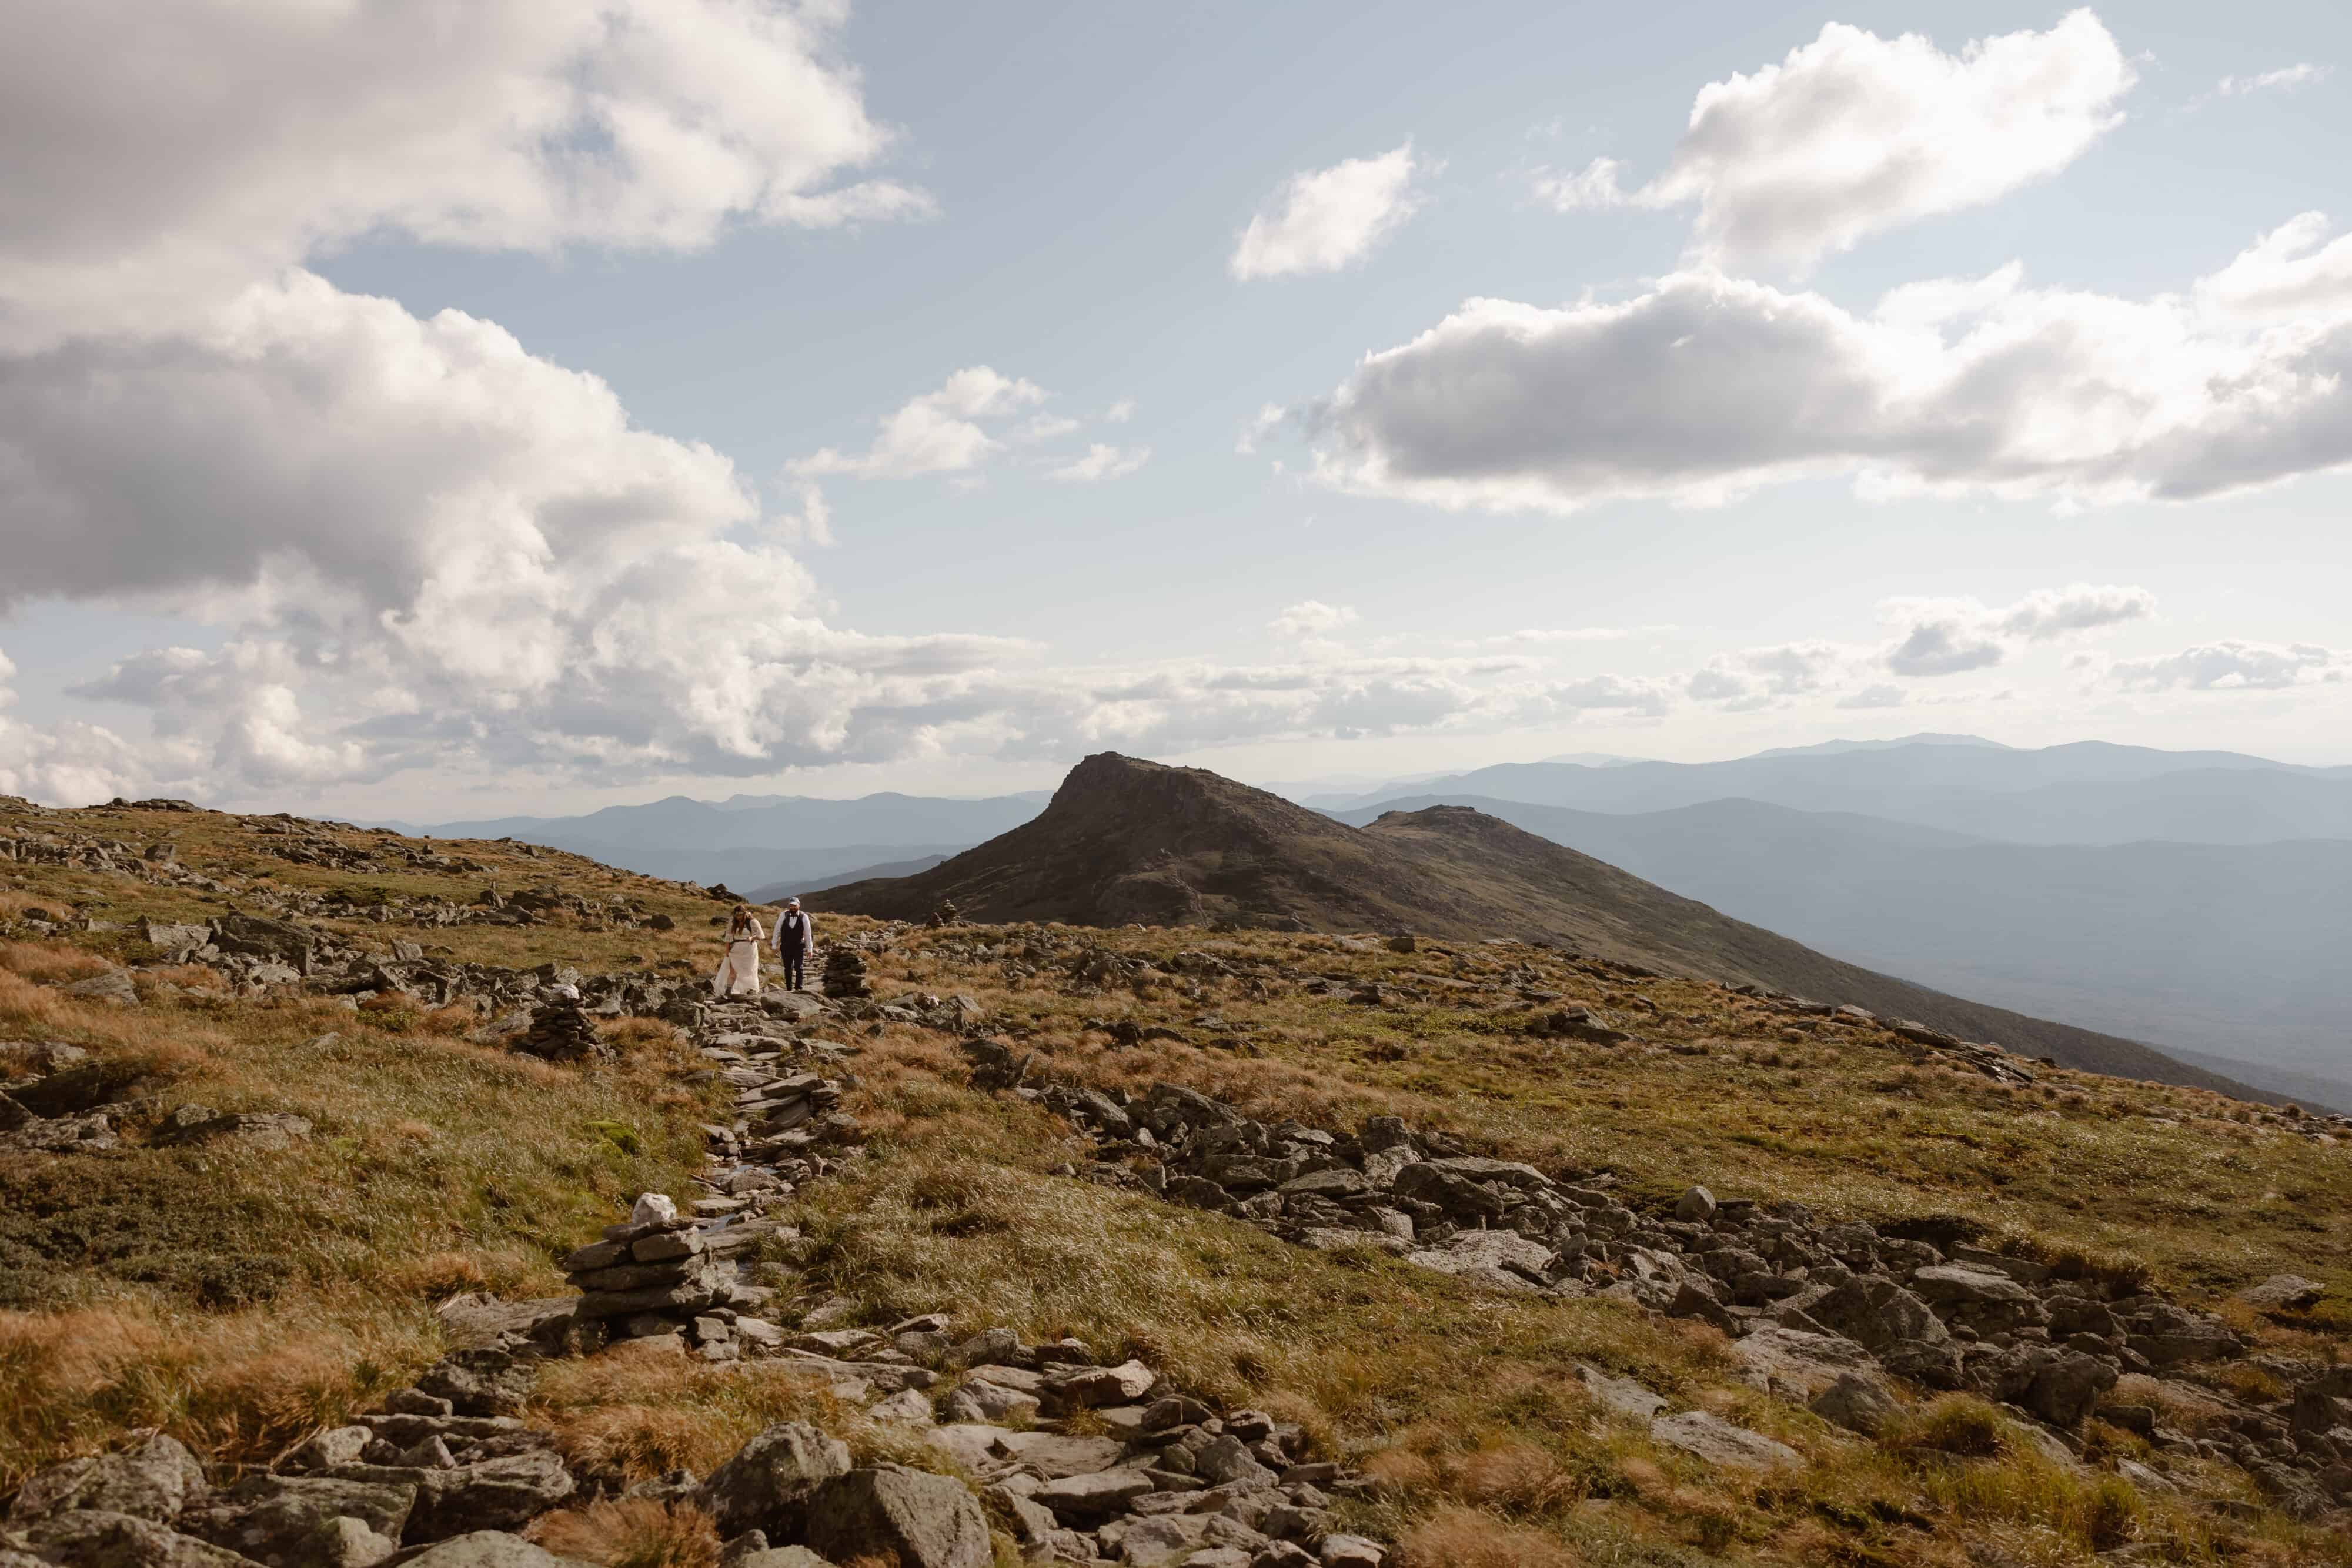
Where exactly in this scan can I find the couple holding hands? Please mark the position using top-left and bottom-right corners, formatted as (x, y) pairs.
(711, 896), (814, 997)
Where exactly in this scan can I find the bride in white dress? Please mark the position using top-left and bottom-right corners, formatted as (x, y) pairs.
(711, 904), (765, 997)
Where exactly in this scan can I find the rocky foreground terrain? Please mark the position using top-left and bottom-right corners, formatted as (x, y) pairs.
(4, 794), (2352, 1566)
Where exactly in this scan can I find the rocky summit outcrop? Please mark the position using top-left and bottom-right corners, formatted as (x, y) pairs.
(811, 755), (2274, 1096)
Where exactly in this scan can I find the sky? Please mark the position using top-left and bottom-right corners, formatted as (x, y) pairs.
(2, 1), (2348, 817)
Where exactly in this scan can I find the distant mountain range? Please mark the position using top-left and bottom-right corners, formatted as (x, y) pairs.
(1302, 737), (2352, 844)
(398, 791), (1049, 891)
(811, 753), (2284, 1103)
(1328, 792), (2350, 1093)
(424, 790), (1050, 849)
(748, 854), (950, 907)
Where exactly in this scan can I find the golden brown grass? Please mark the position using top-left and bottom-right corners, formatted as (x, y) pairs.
(527, 1500), (721, 1568)
(0, 1298), (430, 1482)
(0, 913), (717, 1490)
(8, 804), (2352, 1562)
(0, 940), (117, 985)
(530, 1342), (853, 1481)
(1394, 1505), (1583, 1568)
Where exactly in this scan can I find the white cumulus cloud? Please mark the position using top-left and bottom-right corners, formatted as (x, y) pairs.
(2211, 63), (2330, 99)
(1048, 444), (1151, 483)
(1537, 11), (2133, 270)
(0, 0), (930, 350)
(2196, 212), (2352, 320)
(1882, 584), (2155, 677)
(0, 644), (163, 805)
(791, 367), (1048, 480)
(1271, 601), (1360, 638)
(1687, 641), (1855, 711)
(0, 2), (1119, 804)
(1231, 143), (1423, 280)
(2104, 641), (2346, 691)
(1286, 242), (2352, 513)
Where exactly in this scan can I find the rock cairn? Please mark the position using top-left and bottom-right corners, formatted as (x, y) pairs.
(821, 944), (870, 998)
(926, 897), (962, 928)
(512, 998), (606, 1062)
(559, 1196), (767, 1347)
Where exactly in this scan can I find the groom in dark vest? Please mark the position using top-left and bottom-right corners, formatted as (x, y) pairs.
(774, 897), (813, 992)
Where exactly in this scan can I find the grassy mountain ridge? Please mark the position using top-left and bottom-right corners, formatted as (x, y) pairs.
(813, 755), (2276, 1101)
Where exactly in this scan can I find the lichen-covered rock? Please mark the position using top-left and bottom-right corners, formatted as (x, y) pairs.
(693, 1423), (852, 1540)
(400, 1451), (574, 1543)
(179, 1474), (413, 1566)
(396, 1533), (593, 1567)
(8, 1435), (209, 1526)
(1809, 1373), (1899, 1436)
(18, 1509), (261, 1567)
(804, 1466), (990, 1568)
(1649, 1411), (1802, 1472)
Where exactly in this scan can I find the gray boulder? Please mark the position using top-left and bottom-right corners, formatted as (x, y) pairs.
(1809, 1374), (1899, 1436)
(8, 1435), (209, 1526)
(1044, 1359), (1156, 1410)
(1191, 1434), (1277, 1490)
(17, 1510), (260, 1567)
(416, 1351), (538, 1417)
(803, 1466), (990, 1568)
(2239, 1274), (2325, 1312)
(61, 971), (139, 1005)
(1649, 1412), (1802, 1472)
(2026, 1351), (2118, 1429)
(1803, 1276), (1950, 1352)
(1575, 1364), (1666, 1421)
(1389, 1163), (1504, 1219)
(693, 1423), (851, 1540)
(1031, 1469), (1154, 1523)
(211, 914), (313, 971)
(1402, 1229), (1552, 1293)
(395, 1534), (592, 1567)
(1732, 1325), (1877, 1401)
(2127, 1304), (2241, 1367)
(282, 1428), (374, 1475)
(1910, 1265), (2047, 1333)
(400, 1452), (573, 1542)
(180, 1475), (413, 1566)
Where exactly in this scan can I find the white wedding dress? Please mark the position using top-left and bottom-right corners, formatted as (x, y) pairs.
(711, 918), (765, 996)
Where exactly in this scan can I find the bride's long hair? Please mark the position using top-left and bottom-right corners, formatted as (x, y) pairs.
(729, 904), (756, 938)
